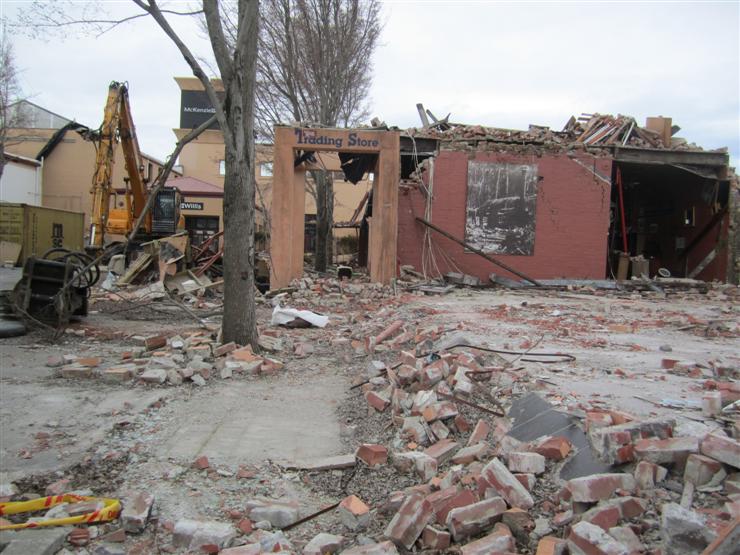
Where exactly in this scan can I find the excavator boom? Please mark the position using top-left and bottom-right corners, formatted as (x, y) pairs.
(86, 81), (182, 251)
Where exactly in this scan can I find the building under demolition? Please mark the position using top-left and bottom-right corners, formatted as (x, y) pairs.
(398, 114), (735, 284)
(273, 113), (736, 287)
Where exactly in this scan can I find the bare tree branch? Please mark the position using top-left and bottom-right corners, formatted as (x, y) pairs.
(131, 0), (233, 145)
(127, 115), (217, 242)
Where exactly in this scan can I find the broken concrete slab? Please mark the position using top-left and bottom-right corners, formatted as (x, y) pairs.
(0, 527), (71, 555)
(120, 491), (154, 533)
(339, 541), (399, 554)
(246, 499), (300, 529)
(660, 502), (716, 554)
(303, 532), (346, 555)
(508, 393), (612, 480)
(172, 519), (236, 550)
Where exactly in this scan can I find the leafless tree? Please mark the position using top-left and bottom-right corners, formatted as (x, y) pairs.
(255, 0), (381, 271)
(0, 29), (25, 181)
(14, 0), (260, 348)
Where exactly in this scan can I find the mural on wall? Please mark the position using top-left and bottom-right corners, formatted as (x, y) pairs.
(465, 162), (538, 255)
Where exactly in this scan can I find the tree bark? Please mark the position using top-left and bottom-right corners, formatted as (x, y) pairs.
(313, 170), (333, 272)
(219, 0), (259, 347)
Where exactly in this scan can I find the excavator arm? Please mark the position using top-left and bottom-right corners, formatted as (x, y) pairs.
(88, 82), (125, 250)
(87, 81), (182, 251)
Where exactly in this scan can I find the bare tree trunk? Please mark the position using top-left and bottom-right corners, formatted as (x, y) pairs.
(313, 171), (334, 272)
(220, 0), (259, 348)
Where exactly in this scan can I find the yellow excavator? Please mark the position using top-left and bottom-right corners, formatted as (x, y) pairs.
(87, 81), (183, 252)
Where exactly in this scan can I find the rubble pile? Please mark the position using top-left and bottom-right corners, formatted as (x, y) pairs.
(410, 112), (714, 154)
(1, 279), (738, 554)
(304, 319), (739, 554)
(46, 331), (287, 387)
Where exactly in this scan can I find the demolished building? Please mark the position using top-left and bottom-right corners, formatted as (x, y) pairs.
(273, 113), (736, 288)
(398, 114), (736, 285)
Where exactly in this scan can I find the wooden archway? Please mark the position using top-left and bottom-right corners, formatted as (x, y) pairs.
(270, 126), (400, 288)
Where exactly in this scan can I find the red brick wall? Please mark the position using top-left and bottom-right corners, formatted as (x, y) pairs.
(397, 150), (613, 282)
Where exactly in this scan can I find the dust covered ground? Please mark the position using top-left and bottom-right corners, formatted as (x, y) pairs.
(0, 273), (738, 554)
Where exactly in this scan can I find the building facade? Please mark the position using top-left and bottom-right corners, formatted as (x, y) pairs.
(4, 100), (180, 235)
(173, 77), (372, 257)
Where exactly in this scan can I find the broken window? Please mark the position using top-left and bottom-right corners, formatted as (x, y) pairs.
(465, 162), (538, 255)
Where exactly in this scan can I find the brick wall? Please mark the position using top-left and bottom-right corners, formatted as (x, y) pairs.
(397, 150), (613, 282)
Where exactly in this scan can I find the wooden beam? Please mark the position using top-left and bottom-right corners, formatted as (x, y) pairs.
(614, 146), (728, 167)
(416, 103), (430, 127)
(415, 217), (541, 286)
(679, 209), (727, 260)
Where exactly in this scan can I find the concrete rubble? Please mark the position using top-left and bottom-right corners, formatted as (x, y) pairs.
(0, 268), (738, 554)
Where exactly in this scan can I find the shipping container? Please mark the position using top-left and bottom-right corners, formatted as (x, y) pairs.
(0, 203), (85, 265)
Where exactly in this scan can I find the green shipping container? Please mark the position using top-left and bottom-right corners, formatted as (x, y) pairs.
(0, 203), (85, 265)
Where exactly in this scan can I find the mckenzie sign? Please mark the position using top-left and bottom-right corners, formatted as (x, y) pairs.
(294, 128), (380, 149)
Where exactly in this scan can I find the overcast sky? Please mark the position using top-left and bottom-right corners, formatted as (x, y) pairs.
(3, 1), (739, 166)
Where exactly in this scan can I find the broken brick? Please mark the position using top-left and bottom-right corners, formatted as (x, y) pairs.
(303, 532), (346, 555)
(445, 496), (507, 541)
(501, 507), (535, 542)
(384, 493), (433, 549)
(684, 453), (727, 487)
(424, 439), (460, 465)
(536, 535), (567, 555)
(365, 390), (390, 412)
(514, 473), (536, 490)
(451, 442), (491, 464)
(45, 478), (71, 496)
(433, 489), (477, 525)
(213, 342), (237, 357)
(533, 436), (572, 460)
(121, 491), (155, 533)
(634, 436), (699, 467)
(467, 419), (490, 446)
(339, 495), (371, 531)
(661, 502), (716, 555)
(701, 434), (740, 469)
(143, 335), (167, 351)
(75, 357), (102, 367)
(507, 451), (546, 474)
(568, 521), (630, 555)
(454, 414), (472, 433)
(193, 455), (210, 470)
(567, 473), (636, 503)
(459, 523), (516, 554)
(356, 444), (388, 467)
(421, 525), (451, 550)
(702, 518), (740, 555)
(236, 519), (253, 534)
(634, 460), (668, 489)
(480, 457), (534, 509)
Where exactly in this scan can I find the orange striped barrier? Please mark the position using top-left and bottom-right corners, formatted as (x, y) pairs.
(0, 493), (121, 530)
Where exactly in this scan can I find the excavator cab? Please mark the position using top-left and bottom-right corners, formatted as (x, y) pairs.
(151, 188), (182, 235)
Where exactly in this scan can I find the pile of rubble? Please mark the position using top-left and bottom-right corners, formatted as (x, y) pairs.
(318, 320), (739, 554)
(3, 283), (738, 554)
(47, 332), (287, 387)
(410, 112), (712, 153)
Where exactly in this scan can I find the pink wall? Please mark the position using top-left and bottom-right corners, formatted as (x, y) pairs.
(397, 150), (613, 282)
